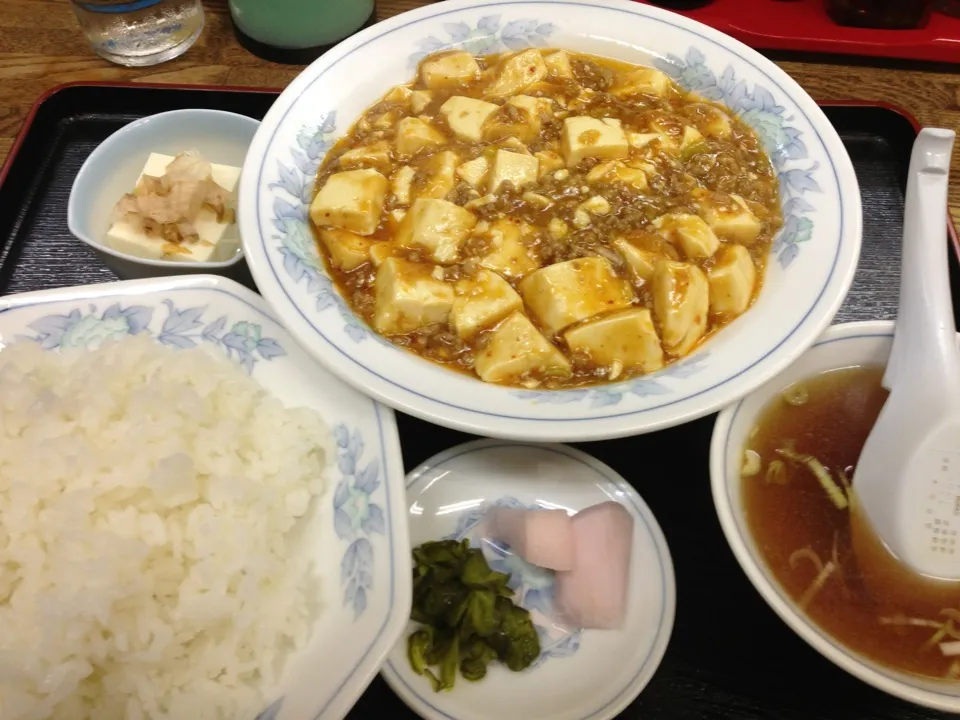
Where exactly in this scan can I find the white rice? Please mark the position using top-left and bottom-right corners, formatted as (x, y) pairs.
(0, 336), (331, 719)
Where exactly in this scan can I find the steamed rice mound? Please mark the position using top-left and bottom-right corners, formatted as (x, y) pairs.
(0, 336), (331, 719)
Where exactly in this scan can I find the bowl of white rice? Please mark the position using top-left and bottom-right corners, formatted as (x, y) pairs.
(0, 275), (411, 720)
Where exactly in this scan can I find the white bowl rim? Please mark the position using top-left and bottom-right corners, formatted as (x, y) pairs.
(239, 0), (863, 442)
(710, 319), (960, 713)
(67, 108), (259, 269)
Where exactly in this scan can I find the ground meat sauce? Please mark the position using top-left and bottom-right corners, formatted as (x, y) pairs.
(310, 48), (782, 389)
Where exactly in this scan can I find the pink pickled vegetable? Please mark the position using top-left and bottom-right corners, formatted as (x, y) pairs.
(486, 507), (576, 571)
(554, 501), (634, 630)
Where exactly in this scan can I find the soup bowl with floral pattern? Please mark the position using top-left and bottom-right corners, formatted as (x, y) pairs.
(238, 0), (862, 442)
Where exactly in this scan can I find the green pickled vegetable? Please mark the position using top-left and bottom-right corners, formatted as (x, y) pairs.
(406, 538), (541, 691)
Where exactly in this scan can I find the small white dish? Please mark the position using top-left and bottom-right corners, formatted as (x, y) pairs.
(711, 320), (960, 713)
(68, 109), (259, 281)
(380, 440), (676, 720)
(0, 275), (411, 720)
(238, 0), (862, 442)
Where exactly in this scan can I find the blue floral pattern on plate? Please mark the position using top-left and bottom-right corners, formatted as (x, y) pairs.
(408, 15), (557, 66)
(332, 423), (386, 619)
(19, 300), (286, 372)
(653, 47), (819, 269)
(444, 496), (582, 668)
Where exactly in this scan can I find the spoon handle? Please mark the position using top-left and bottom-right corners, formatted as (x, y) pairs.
(884, 128), (960, 394)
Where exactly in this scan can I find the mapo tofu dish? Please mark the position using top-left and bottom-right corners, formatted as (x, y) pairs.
(309, 48), (782, 389)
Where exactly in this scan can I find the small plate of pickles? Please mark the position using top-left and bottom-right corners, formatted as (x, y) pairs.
(379, 439), (676, 720)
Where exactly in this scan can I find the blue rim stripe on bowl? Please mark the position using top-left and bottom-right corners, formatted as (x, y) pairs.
(381, 441), (676, 720)
(720, 326), (960, 704)
(252, 0), (850, 424)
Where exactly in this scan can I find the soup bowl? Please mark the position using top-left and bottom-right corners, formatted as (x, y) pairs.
(238, 0), (862, 442)
(710, 320), (960, 712)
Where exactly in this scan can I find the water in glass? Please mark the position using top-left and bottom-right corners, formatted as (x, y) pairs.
(69, 0), (204, 67)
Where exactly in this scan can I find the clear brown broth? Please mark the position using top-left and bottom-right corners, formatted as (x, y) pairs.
(743, 365), (960, 680)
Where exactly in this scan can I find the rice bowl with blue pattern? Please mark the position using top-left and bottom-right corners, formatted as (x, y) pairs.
(0, 275), (410, 720)
(238, 0), (862, 441)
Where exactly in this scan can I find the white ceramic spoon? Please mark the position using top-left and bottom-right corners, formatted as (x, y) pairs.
(852, 127), (960, 581)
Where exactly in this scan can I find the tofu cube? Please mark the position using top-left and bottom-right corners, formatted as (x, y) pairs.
(410, 90), (434, 114)
(613, 163), (649, 191)
(561, 116), (629, 167)
(535, 150), (565, 178)
(680, 125), (707, 157)
(564, 307), (664, 375)
(698, 193), (763, 245)
(652, 260), (709, 355)
(611, 67), (671, 98)
(477, 219), (539, 278)
(369, 241), (394, 267)
(475, 312), (571, 384)
(497, 136), (532, 155)
(456, 156), (490, 189)
(395, 117), (448, 159)
(628, 132), (660, 150)
(612, 237), (661, 285)
(451, 269), (523, 339)
(319, 228), (372, 271)
(390, 165), (416, 205)
(439, 96), (500, 143)
(338, 141), (392, 172)
(486, 49), (548, 97)
(708, 244), (757, 316)
(419, 51), (480, 90)
(652, 213), (720, 259)
(395, 197), (477, 264)
(483, 95), (552, 143)
(519, 256), (635, 336)
(543, 50), (574, 79)
(694, 104), (733, 138)
(373, 257), (454, 334)
(489, 150), (539, 193)
(419, 150), (460, 200)
(310, 168), (388, 236)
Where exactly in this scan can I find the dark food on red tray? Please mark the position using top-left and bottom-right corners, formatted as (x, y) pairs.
(824, 0), (932, 29)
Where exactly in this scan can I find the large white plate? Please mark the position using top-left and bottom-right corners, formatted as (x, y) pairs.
(0, 275), (411, 720)
(380, 440), (675, 720)
(239, 0), (862, 442)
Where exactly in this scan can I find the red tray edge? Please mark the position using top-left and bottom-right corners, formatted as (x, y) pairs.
(1, 82), (956, 264)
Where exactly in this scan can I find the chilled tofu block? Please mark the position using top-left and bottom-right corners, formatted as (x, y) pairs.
(410, 89), (434, 114)
(107, 152), (241, 263)
(708, 244), (757, 316)
(486, 49), (548, 97)
(310, 168), (388, 236)
(613, 238), (660, 285)
(456, 156), (490, 189)
(373, 257), (454, 334)
(561, 116), (629, 167)
(698, 193), (762, 244)
(483, 95), (552, 143)
(419, 150), (460, 199)
(475, 312), (571, 384)
(555, 502), (634, 630)
(477, 219), (539, 278)
(652, 213), (720, 259)
(395, 117), (448, 159)
(369, 241), (394, 267)
(519, 256), (635, 336)
(543, 50), (574, 79)
(488, 150), (539, 193)
(653, 259), (709, 355)
(439, 96), (500, 143)
(420, 51), (481, 89)
(390, 165), (416, 205)
(535, 150), (564, 178)
(318, 228), (372, 271)
(338, 141), (392, 172)
(395, 197), (477, 264)
(611, 67), (671, 98)
(451, 269), (523, 339)
(485, 507), (575, 571)
(564, 307), (664, 374)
